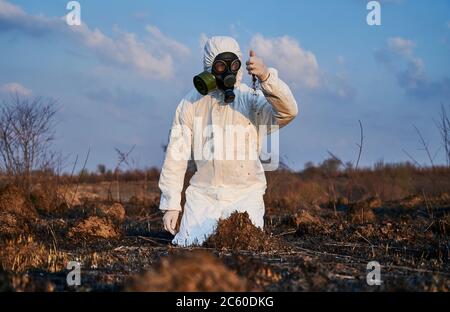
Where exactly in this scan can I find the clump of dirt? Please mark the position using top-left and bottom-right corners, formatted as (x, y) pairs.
(204, 212), (287, 252)
(347, 200), (376, 223)
(95, 202), (126, 224)
(400, 194), (423, 208)
(68, 216), (121, 240)
(125, 251), (247, 292)
(295, 210), (327, 236)
(366, 196), (382, 208)
(0, 185), (37, 218)
(0, 212), (31, 238)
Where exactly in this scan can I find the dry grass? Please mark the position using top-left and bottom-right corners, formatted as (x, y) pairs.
(0, 235), (65, 273)
(0, 163), (449, 292)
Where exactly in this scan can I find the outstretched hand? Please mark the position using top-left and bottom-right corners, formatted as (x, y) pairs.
(246, 50), (270, 82)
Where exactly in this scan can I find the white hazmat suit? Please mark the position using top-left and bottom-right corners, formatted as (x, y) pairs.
(159, 36), (298, 246)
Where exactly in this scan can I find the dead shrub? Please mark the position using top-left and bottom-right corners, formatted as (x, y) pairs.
(126, 251), (247, 292)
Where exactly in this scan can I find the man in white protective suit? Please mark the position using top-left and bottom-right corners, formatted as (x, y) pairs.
(158, 36), (298, 246)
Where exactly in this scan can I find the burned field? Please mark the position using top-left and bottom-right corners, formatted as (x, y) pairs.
(0, 167), (449, 292)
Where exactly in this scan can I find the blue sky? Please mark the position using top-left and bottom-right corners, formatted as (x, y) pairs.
(0, 0), (449, 171)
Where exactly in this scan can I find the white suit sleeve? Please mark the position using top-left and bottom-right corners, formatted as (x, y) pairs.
(251, 68), (298, 129)
(158, 100), (193, 212)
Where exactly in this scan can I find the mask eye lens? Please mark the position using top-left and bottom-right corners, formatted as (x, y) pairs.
(230, 60), (241, 72)
(213, 61), (226, 74)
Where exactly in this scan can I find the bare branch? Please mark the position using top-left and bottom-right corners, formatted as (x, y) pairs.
(413, 125), (435, 168)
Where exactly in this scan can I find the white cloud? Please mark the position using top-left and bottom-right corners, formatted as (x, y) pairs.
(0, 0), (24, 17)
(69, 23), (179, 80)
(250, 34), (320, 89)
(249, 34), (355, 101)
(387, 37), (416, 57)
(0, 0), (189, 80)
(375, 37), (450, 99)
(0, 0), (58, 36)
(0, 82), (32, 96)
(145, 25), (190, 57)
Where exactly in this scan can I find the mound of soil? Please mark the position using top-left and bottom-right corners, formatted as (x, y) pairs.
(0, 212), (30, 238)
(68, 216), (120, 240)
(204, 212), (286, 252)
(400, 195), (423, 208)
(366, 196), (382, 209)
(347, 201), (376, 223)
(0, 185), (37, 218)
(295, 210), (327, 236)
(126, 251), (247, 291)
(96, 203), (126, 224)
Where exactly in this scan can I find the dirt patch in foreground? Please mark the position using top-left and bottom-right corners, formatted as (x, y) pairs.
(126, 251), (247, 291)
(204, 212), (288, 252)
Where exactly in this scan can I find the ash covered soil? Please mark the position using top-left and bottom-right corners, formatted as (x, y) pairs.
(0, 185), (449, 292)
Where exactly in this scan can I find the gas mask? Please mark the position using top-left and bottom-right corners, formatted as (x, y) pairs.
(193, 52), (241, 103)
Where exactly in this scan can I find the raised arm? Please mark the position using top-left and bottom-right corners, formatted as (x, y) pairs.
(246, 50), (298, 128)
